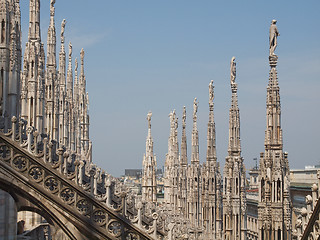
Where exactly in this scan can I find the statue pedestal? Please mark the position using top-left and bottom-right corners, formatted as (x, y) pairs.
(269, 55), (278, 67)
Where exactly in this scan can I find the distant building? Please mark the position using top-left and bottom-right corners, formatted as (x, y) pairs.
(124, 168), (162, 179)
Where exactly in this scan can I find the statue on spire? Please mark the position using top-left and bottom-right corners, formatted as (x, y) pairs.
(69, 42), (72, 58)
(269, 19), (280, 56)
(75, 58), (78, 72)
(50, 0), (55, 16)
(80, 48), (85, 64)
(209, 80), (214, 103)
(61, 19), (66, 42)
(230, 57), (236, 84)
(193, 98), (198, 121)
(147, 111), (152, 129)
(182, 106), (186, 126)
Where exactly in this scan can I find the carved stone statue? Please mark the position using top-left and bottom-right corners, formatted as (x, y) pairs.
(269, 19), (280, 56)
(209, 80), (214, 102)
(80, 48), (85, 63)
(230, 56), (236, 84)
(61, 19), (66, 39)
(147, 111), (152, 129)
(75, 58), (78, 72)
(69, 42), (72, 57)
(182, 106), (186, 126)
(193, 98), (198, 119)
(50, 0), (55, 16)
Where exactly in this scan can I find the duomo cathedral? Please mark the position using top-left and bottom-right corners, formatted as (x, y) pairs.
(0, 0), (319, 240)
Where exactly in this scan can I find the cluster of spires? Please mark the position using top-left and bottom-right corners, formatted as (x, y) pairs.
(141, 56), (245, 238)
(0, 5), (292, 238)
(18, 0), (91, 160)
(0, 0), (22, 126)
(141, 20), (291, 240)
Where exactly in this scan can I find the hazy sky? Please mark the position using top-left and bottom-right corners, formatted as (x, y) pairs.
(20, 1), (320, 177)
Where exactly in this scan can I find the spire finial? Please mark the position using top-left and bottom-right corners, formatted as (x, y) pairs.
(28, 0), (41, 40)
(147, 111), (152, 129)
(169, 111), (174, 130)
(174, 113), (178, 131)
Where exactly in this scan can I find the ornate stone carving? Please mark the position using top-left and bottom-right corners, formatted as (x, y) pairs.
(44, 176), (59, 193)
(29, 166), (43, 182)
(0, 144), (10, 160)
(92, 210), (106, 225)
(126, 232), (139, 240)
(107, 220), (122, 237)
(60, 188), (75, 203)
(76, 199), (90, 214)
(12, 156), (28, 171)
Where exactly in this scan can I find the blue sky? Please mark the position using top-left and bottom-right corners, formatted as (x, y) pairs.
(20, 1), (320, 177)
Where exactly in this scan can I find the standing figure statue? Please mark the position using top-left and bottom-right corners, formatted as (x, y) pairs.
(61, 19), (66, 40)
(269, 19), (280, 56)
(193, 98), (198, 120)
(230, 56), (236, 84)
(209, 80), (214, 102)
(69, 42), (72, 58)
(75, 58), (78, 72)
(50, 0), (55, 16)
(147, 111), (152, 129)
(182, 106), (186, 126)
(81, 48), (85, 63)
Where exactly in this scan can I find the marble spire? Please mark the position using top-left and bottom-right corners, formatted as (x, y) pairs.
(21, 0), (45, 131)
(79, 48), (90, 154)
(228, 57), (241, 155)
(67, 42), (73, 102)
(58, 19), (66, 145)
(258, 20), (291, 240)
(66, 42), (74, 149)
(203, 80), (223, 238)
(47, 0), (56, 67)
(180, 106), (188, 167)
(45, 0), (57, 139)
(179, 106), (188, 218)
(59, 19), (66, 88)
(191, 98), (199, 165)
(223, 56), (247, 240)
(80, 48), (86, 90)
(146, 111), (153, 157)
(206, 80), (217, 165)
(28, 0), (41, 41)
(142, 111), (157, 203)
(0, 0), (21, 129)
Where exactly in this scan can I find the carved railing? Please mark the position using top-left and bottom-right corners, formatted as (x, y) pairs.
(293, 184), (320, 240)
(0, 117), (167, 240)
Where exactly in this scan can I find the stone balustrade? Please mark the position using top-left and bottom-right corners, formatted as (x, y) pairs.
(0, 116), (170, 239)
